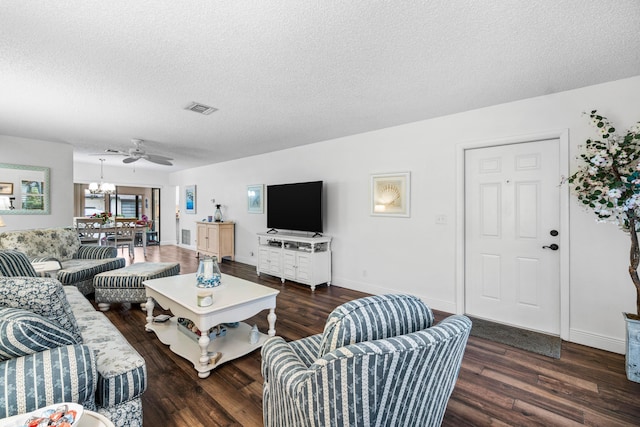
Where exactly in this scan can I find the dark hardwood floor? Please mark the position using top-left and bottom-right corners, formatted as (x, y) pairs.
(100, 245), (640, 426)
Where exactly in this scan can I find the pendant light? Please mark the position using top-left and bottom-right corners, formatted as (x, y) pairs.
(89, 159), (115, 195)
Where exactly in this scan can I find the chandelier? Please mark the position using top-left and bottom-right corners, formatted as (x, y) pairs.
(89, 159), (116, 195)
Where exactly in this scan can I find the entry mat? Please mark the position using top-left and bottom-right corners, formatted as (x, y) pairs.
(468, 316), (561, 359)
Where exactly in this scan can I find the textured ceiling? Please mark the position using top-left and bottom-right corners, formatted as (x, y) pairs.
(1, 1), (639, 171)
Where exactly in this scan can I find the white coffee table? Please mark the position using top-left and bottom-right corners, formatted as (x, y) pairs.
(77, 410), (115, 427)
(0, 408), (113, 427)
(144, 273), (279, 378)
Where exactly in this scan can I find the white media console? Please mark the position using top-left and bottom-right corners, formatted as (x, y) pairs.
(256, 232), (332, 291)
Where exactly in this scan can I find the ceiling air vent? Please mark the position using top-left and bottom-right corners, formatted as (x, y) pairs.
(184, 102), (218, 115)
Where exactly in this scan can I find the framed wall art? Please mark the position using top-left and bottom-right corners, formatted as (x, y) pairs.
(371, 172), (410, 217)
(185, 185), (196, 214)
(247, 184), (264, 213)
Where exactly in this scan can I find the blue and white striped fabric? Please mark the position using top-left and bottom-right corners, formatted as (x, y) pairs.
(0, 250), (38, 277)
(0, 344), (97, 418)
(318, 294), (434, 357)
(262, 294), (472, 427)
(75, 245), (118, 259)
(0, 307), (79, 360)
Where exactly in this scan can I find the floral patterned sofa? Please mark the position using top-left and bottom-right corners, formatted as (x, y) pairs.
(0, 227), (125, 294)
(0, 253), (146, 426)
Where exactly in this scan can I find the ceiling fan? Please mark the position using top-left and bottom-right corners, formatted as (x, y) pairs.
(98, 139), (174, 166)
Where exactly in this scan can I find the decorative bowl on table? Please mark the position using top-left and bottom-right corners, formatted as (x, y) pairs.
(0, 403), (83, 427)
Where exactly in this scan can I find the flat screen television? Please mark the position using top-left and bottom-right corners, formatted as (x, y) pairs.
(267, 181), (323, 234)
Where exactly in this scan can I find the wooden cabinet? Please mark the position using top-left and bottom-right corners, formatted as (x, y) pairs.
(196, 222), (235, 261)
(256, 232), (331, 291)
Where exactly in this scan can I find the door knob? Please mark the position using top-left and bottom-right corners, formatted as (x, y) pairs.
(542, 244), (559, 250)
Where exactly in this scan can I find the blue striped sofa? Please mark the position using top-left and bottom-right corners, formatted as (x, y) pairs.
(0, 227), (125, 295)
(261, 294), (472, 427)
(0, 268), (146, 425)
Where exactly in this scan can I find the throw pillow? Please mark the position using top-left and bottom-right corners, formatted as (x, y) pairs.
(0, 250), (38, 277)
(0, 307), (80, 360)
(0, 276), (83, 343)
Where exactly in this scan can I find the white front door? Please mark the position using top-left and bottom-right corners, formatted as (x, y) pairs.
(464, 139), (561, 334)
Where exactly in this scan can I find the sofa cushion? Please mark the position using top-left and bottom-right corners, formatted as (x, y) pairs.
(0, 307), (79, 360)
(0, 344), (97, 418)
(0, 250), (38, 277)
(75, 245), (118, 259)
(0, 277), (83, 343)
(74, 310), (147, 407)
(56, 258), (126, 286)
(0, 227), (81, 261)
(64, 285), (98, 315)
(317, 294), (434, 357)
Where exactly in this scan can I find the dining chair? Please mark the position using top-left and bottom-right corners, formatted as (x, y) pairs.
(105, 217), (137, 259)
(75, 218), (102, 245)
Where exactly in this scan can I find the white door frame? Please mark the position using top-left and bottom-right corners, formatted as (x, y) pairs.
(455, 129), (570, 340)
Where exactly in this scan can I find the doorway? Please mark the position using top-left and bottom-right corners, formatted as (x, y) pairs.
(456, 131), (570, 339)
(74, 184), (161, 243)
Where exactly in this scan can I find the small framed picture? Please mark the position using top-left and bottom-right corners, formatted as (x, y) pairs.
(247, 184), (264, 213)
(0, 182), (13, 195)
(185, 185), (196, 214)
(371, 172), (411, 217)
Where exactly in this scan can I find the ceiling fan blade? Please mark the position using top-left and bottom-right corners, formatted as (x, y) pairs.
(123, 157), (139, 164)
(146, 154), (174, 165)
(146, 157), (173, 166)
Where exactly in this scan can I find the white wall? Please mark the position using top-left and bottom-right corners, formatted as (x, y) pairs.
(74, 161), (171, 189)
(170, 75), (640, 354)
(0, 136), (74, 230)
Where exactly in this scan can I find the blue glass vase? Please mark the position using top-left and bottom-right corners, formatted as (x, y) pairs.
(196, 256), (221, 288)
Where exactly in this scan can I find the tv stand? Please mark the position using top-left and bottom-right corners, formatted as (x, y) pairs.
(256, 232), (332, 291)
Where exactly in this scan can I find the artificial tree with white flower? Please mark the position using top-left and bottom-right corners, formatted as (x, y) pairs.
(569, 110), (640, 319)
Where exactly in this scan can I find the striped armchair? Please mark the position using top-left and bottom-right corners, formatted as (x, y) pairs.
(261, 294), (472, 427)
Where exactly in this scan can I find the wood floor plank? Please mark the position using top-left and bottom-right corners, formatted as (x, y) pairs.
(98, 245), (640, 426)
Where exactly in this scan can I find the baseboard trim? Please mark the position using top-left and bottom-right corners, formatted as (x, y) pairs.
(570, 328), (625, 355)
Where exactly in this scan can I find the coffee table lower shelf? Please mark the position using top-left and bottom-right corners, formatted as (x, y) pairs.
(146, 318), (268, 377)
